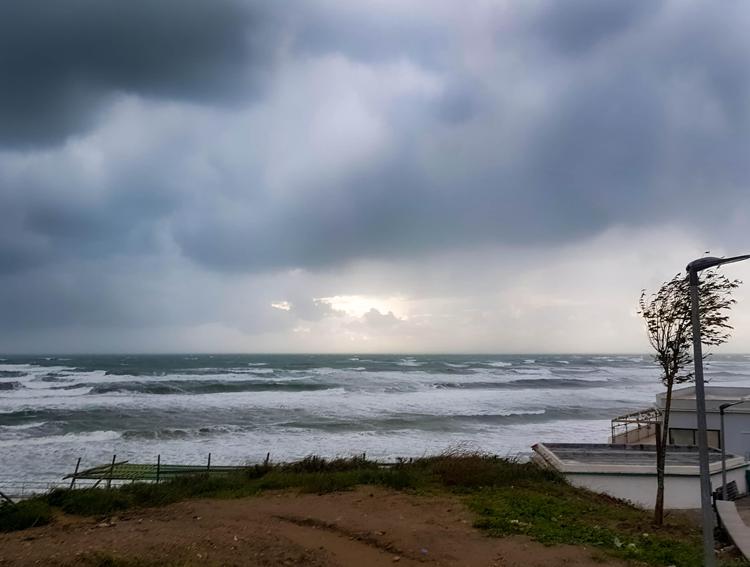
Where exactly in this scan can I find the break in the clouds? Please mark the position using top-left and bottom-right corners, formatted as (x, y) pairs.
(1, 1), (750, 353)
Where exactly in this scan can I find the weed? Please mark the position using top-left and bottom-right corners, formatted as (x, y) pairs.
(469, 482), (716, 567)
(4, 453), (745, 567)
(46, 487), (131, 516)
(0, 500), (52, 532)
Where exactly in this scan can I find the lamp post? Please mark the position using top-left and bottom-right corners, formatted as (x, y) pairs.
(719, 399), (750, 500)
(687, 254), (750, 567)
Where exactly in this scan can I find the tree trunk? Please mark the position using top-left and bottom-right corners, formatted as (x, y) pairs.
(654, 422), (664, 525)
(654, 380), (674, 525)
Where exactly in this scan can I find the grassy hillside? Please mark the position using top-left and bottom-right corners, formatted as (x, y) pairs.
(1, 453), (744, 567)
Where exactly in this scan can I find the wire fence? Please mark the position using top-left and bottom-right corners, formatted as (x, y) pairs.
(0, 477), (111, 500)
(0, 479), (66, 501)
(0, 451), (407, 502)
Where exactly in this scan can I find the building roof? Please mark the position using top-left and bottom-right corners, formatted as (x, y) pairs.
(532, 442), (746, 476)
(657, 386), (750, 413)
(670, 386), (750, 402)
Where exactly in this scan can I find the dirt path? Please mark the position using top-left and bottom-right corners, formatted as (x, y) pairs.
(0, 486), (627, 566)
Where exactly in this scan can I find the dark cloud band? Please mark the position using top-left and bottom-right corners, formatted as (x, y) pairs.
(0, 0), (271, 146)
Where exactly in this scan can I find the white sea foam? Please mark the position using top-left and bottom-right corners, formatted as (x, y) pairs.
(3, 355), (749, 490)
(397, 358), (424, 367)
(2, 386), (93, 399)
(0, 430), (121, 448)
(0, 421), (48, 430)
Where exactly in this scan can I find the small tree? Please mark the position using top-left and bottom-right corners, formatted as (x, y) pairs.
(639, 269), (740, 525)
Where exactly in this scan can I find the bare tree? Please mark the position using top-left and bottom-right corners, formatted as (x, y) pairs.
(639, 269), (740, 525)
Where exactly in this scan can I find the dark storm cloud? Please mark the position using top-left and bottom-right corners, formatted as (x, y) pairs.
(2, 0), (750, 343)
(0, 135), (185, 275)
(174, 0), (750, 273)
(0, 0), (272, 146)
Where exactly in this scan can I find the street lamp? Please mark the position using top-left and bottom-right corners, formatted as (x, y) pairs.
(719, 399), (750, 500)
(687, 254), (750, 567)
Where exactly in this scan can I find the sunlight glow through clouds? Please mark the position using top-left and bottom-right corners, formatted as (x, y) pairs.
(315, 294), (409, 319)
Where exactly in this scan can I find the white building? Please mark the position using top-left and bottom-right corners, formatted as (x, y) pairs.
(531, 386), (750, 509)
(611, 386), (750, 459)
(532, 442), (747, 510)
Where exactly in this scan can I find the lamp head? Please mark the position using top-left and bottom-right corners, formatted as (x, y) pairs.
(687, 254), (750, 273)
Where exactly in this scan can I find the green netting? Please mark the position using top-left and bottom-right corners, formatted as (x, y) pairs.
(66, 462), (245, 481)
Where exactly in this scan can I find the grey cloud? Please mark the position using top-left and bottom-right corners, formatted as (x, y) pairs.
(0, 0), (273, 147)
(3, 0), (750, 350)
(528, 0), (658, 55)
(288, 3), (449, 67)
(161, 3), (744, 273)
(6, 0), (750, 280)
(435, 80), (486, 125)
(0, 144), (182, 275)
(288, 297), (344, 322)
(361, 309), (403, 330)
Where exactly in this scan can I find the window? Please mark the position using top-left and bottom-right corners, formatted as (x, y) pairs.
(668, 428), (721, 449)
(669, 428), (695, 445)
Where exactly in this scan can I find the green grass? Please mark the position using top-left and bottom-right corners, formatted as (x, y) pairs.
(469, 482), (705, 567)
(0, 499), (53, 532)
(2, 452), (746, 566)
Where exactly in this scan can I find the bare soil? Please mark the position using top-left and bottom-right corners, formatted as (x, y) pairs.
(0, 486), (627, 566)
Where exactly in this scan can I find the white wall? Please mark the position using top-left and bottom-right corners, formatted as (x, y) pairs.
(669, 411), (750, 459)
(566, 467), (747, 509)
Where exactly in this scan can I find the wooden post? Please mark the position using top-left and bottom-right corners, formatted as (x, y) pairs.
(69, 457), (82, 490)
(107, 454), (116, 489)
(156, 454), (161, 485)
(206, 453), (212, 475)
(264, 452), (270, 467)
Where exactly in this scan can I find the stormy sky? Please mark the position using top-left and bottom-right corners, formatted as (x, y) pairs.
(2, 0), (750, 354)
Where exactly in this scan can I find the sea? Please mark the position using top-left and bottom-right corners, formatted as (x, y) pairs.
(2, 353), (750, 494)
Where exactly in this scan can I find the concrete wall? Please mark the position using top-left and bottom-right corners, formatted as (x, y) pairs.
(566, 466), (747, 509)
(610, 425), (657, 444)
(669, 411), (750, 459)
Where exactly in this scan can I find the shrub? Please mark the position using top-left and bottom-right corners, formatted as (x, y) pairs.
(46, 487), (131, 516)
(0, 500), (53, 532)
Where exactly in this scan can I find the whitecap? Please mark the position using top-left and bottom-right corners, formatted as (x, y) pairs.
(0, 430), (121, 448)
(0, 421), (48, 430)
(397, 358), (424, 367)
